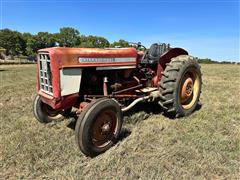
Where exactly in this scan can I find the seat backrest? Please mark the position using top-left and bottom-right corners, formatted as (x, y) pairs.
(141, 43), (170, 64)
(148, 43), (160, 59)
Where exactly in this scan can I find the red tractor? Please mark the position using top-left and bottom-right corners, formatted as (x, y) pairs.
(33, 43), (202, 157)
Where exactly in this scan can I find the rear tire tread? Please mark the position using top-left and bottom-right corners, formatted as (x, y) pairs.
(159, 55), (202, 118)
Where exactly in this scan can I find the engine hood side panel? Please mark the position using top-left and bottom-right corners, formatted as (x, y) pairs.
(39, 47), (138, 69)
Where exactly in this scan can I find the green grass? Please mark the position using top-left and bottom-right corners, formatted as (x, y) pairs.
(0, 64), (239, 179)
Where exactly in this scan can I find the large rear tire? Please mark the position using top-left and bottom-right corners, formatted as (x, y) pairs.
(75, 98), (123, 157)
(158, 55), (202, 118)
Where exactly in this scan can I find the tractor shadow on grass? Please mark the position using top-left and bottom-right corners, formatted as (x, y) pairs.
(123, 101), (202, 122)
(123, 101), (163, 124)
(194, 103), (202, 113)
(117, 127), (132, 141)
(117, 102), (202, 143)
(116, 102), (162, 143)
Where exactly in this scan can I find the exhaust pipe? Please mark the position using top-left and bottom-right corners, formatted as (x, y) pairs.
(121, 91), (160, 112)
(121, 96), (150, 112)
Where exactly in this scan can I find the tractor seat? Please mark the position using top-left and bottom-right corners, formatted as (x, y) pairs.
(141, 43), (169, 64)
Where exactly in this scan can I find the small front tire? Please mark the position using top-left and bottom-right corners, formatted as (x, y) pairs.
(75, 98), (123, 157)
(33, 95), (65, 123)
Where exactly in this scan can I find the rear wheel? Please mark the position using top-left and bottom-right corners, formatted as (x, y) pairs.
(158, 55), (202, 118)
(75, 98), (123, 157)
(33, 95), (65, 123)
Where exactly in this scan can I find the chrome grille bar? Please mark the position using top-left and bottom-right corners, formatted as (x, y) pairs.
(38, 53), (53, 95)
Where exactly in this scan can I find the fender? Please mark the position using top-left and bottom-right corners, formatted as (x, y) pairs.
(153, 48), (188, 87)
(159, 48), (188, 65)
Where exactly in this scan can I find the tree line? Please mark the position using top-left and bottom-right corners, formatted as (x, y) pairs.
(196, 58), (239, 64)
(0, 27), (130, 57)
(0, 27), (238, 64)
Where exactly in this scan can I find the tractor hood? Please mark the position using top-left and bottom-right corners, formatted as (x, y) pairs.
(38, 47), (138, 69)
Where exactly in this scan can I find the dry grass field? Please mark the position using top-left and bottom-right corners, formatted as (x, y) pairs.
(0, 64), (239, 179)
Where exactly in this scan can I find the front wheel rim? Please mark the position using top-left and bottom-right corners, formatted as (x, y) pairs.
(41, 103), (63, 119)
(179, 69), (200, 110)
(91, 109), (118, 148)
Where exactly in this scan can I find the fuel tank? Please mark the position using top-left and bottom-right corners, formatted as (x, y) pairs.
(38, 47), (138, 69)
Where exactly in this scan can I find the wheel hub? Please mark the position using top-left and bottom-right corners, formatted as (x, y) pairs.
(179, 69), (201, 110)
(181, 77), (193, 100)
(92, 110), (117, 147)
(101, 123), (111, 133)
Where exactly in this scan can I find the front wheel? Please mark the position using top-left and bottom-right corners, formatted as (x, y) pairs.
(75, 98), (123, 157)
(33, 95), (65, 123)
(158, 55), (202, 118)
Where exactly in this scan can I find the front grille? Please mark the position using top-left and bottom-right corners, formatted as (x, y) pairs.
(38, 53), (53, 95)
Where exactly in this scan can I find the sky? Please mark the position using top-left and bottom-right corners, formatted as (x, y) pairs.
(0, 0), (239, 61)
